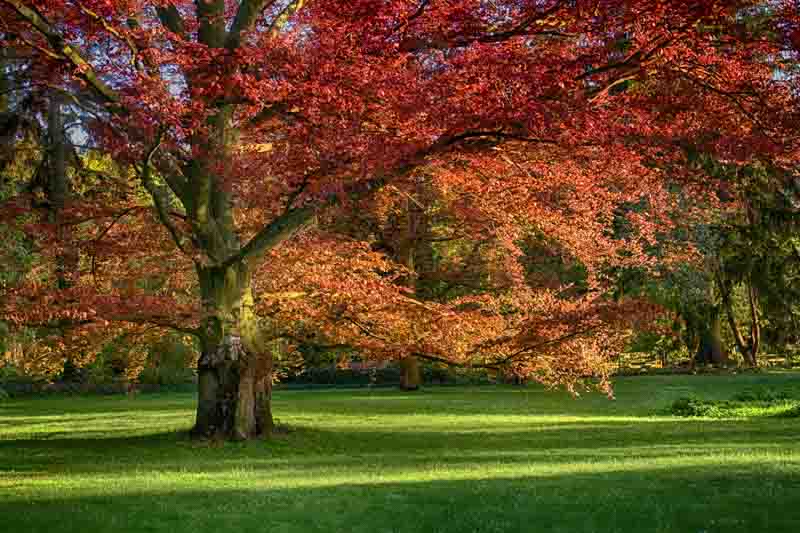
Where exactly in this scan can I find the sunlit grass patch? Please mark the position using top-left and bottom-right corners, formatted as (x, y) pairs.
(1, 374), (800, 533)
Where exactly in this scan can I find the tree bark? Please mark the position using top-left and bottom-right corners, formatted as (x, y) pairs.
(393, 179), (432, 391)
(399, 355), (421, 390)
(694, 307), (726, 366)
(45, 93), (81, 379)
(46, 94), (77, 290)
(745, 278), (760, 367)
(719, 274), (759, 368)
(191, 262), (274, 440)
(708, 309), (726, 365)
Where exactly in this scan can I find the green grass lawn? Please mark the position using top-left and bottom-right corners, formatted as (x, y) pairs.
(2, 373), (800, 533)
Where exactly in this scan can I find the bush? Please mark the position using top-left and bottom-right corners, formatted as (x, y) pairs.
(279, 359), (496, 388)
(776, 404), (800, 418)
(134, 333), (198, 387)
(84, 363), (115, 387)
(137, 366), (195, 386)
(0, 364), (46, 392)
(0, 364), (19, 382)
(669, 397), (732, 417)
(669, 390), (800, 419)
(731, 388), (791, 402)
(282, 364), (403, 386)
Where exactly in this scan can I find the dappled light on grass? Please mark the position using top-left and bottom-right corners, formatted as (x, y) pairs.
(2, 375), (800, 532)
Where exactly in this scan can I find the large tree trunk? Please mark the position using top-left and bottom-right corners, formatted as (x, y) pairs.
(192, 262), (274, 440)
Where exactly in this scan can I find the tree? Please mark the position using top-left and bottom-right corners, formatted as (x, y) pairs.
(1, 0), (794, 440)
(711, 161), (800, 367)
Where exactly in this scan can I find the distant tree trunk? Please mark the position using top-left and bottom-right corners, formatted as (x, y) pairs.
(46, 94), (77, 290)
(46, 94), (81, 378)
(719, 273), (760, 368)
(400, 355), (421, 390)
(682, 315), (700, 369)
(0, 50), (13, 171)
(708, 309), (726, 365)
(389, 179), (434, 391)
(694, 307), (726, 366)
(746, 279), (760, 367)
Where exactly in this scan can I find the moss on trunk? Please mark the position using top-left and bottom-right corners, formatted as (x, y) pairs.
(192, 263), (273, 440)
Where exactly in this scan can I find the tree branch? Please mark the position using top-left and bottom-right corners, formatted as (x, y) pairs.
(225, 127), (555, 268)
(392, 0), (431, 33)
(268, 0), (306, 38)
(75, 1), (140, 70)
(155, 3), (187, 38)
(138, 135), (192, 257)
(226, 0), (277, 49)
(14, 312), (200, 337)
(399, 2), (567, 52)
(223, 204), (316, 269)
(196, 0), (227, 48)
(2, 0), (120, 105)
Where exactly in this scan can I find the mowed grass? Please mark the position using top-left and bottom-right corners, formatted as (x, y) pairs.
(2, 374), (800, 533)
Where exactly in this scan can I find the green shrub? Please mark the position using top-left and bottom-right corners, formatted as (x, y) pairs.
(669, 397), (732, 417)
(669, 391), (800, 419)
(137, 366), (195, 386)
(0, 364), (21, 381)
(731, 388), (791, 402)
(84, 363), (115, 386)
(0, 364), (43, 386)
(775, 404), (800, 418)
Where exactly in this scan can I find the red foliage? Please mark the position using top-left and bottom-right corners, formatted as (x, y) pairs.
(1, 0), (795, 388)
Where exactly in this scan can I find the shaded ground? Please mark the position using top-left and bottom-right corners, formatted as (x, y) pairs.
(1, 373), (799, 532)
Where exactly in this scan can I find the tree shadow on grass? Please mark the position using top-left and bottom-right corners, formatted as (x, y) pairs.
(4, 372), (800, 421)
(1, 417), (797, 477)
(0, 394), (196, 418)
(1, 464), (799, 533)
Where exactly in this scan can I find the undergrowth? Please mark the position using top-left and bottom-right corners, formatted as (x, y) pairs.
(668, 388), (800, 418)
